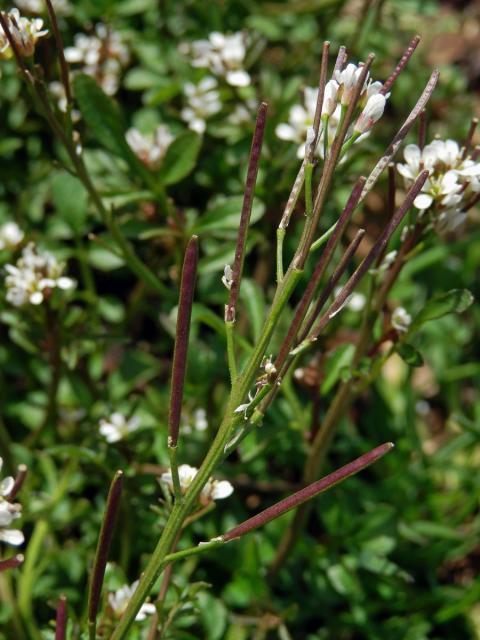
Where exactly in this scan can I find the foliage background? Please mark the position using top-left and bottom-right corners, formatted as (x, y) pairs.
(0, 0), (479, 638)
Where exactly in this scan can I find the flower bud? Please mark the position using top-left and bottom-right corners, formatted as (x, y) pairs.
(321, 80), (339, 117)
(354, 94), (386, 134)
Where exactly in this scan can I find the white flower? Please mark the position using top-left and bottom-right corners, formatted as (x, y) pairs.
(4, 243), (76, 307)
(160, 464), (234, 506)
(262, 355), (277, 375)
(0, 222), (24, 251)
(354, 94), (386, 134)
(334, 63), (367, 106)
(126, 126), (174, 170)
(108, 581), (156, 621)
(397, 137), (480, 234)
(181, 76), (222, 134)
(49, 81), (81, 121)
(391, 307), (411, 333)
(99, 412), (140, 443)
(183, 31), (250, 87)
(64, 24), (129, 96)
(333, 287), (366, 312)
(0, 457), (24, 547)
(193, 408), (208, 431)
(16, 0), (71, 15)
(0, 8), (48, 59)
(222, 264), (234, 290)
(321, 80), (339, 117)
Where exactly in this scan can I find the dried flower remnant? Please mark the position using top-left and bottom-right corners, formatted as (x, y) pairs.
(161, 464), (233, 506)
(181, 31), (250, 87)
(391, 306), (412, 333)
(181, 77), (222, 134)
(0, 222), (24, 251)
(0, 8), (48, 59)
(397, 138), (480, 232)
(99, 413), (140, 443)
(4, 243), (76, 307)
(108, 581), (156, 621)
(64, 24), (129, 96)
(0, 457), (24, 547)
(222, 264), (234, 289)
(126, 126), (174, 170)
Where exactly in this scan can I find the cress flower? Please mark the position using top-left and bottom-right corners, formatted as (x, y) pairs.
(64, 24), (129, 96)
(126, 125), (174, 170)
(0, 222), (24, 251)
(0, 457), (24, 547)
(99, 412), (140, 443)
(4, 243), (76, 307)
(0, 8), (48, 60)
(161, 464), (234, 506)
(391, 307), (412, 333)
(181, 77), (222, 134)
(397, 138), (480, 233)
(108, 581), (156, 621)
(276, 60), (387, 159)
(181, 31), (250, 87)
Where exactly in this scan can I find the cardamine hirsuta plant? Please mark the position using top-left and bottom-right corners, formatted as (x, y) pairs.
(0, 2), (477, 638)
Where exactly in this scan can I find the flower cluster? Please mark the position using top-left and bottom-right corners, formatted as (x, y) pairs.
(397, 139), (480, 233)
(4, 243), (75, 307)
(181, 31), (250, 87)
(126, 126), (174, 170)
(161, 464), (234, 506)
(276, 62), (387, 159)
(108, 581), (156, 621)
(99, 412), (140, 443)
(0, 221), (24, 251)
(0, 8), (48, 59)
(0, 458), (24, 547)
(181, 77), (222, 134)
(64, 23), (129, 96)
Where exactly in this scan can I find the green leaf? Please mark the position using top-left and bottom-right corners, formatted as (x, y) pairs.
(321, 344), (355, 395)
(51, 171), (88, 233)
(160, 131), (202, 185)
(239, 279), (265, 342)
(192, 196), (265, 235)
(411, 289), (474, 329)
(396, 343), (424, 367)
(327, 563), (362, 597)
(73, 74), (150, 182)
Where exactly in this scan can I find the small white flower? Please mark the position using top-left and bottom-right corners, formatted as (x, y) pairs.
(181, 76), (222, 134)
(193, 408), (208, 431)
(183, 31), (250, 87)
(126, 126), (174, 170)
(4, 243), (76, 307)
(160, 464), (233, 505)
(99, 412), (140, 443)
(0, 8), (48, 60)
(262, 355), (277, 375)
(397, 137), (480, 234)
(222, 264), (234, 290)
(334, 63), (368, 106)
(0, 222), (24, 251)
(370, 250), (397, 276)
(64, 24), (129, 96)
(0, 457), (24, 547)
(16, 0), (71, 15)
(391, 307), (411, 333)
(108, 581), (156, 621)
(354, 94), (386, 134)
(322, 80), (339, 117)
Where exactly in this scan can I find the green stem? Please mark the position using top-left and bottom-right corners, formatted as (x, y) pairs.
(167, 445), (183, 503)
(111, 266), (304, 639)
(225, 320), (238, 385)
(276, 228), (285, 283)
